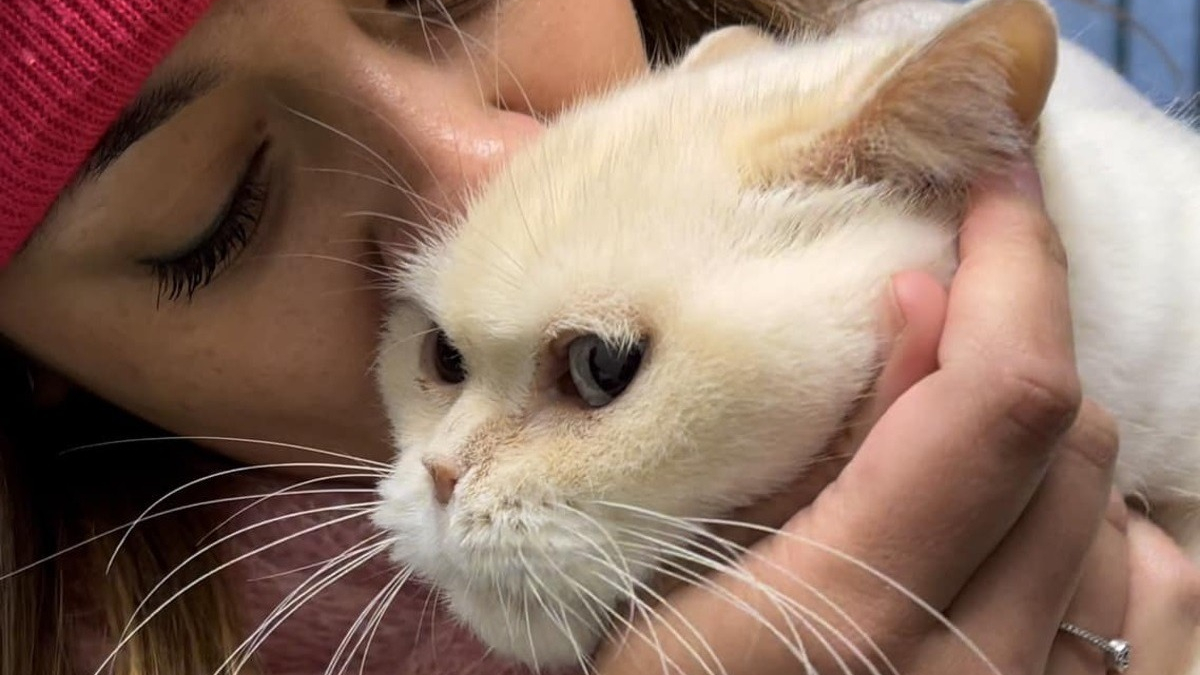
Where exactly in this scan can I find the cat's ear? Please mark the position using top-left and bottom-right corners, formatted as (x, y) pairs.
(679, 26), (777, 70)
(753, 0), (1058, 196)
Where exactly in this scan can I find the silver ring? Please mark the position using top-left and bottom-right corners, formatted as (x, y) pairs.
(1058, 621), (1131, 673)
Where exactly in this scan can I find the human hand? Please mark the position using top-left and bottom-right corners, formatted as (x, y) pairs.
(1071, 501), (1200, 675)
(595, 159), (1129, 675)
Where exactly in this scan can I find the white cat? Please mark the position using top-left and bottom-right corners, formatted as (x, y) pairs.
(372, 0), (1200, 669)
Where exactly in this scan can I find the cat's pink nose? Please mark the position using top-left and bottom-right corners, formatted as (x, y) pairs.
(424, 460), (460, 506)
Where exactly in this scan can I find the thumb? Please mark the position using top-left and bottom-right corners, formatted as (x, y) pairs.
(863, 270), (948, 424)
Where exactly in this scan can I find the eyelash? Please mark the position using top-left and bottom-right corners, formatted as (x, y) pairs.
(149, 140), (271, 304)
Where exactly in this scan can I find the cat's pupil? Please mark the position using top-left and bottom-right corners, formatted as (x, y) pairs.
(567, 335), (645, 408)
(433, 330), (466, 384)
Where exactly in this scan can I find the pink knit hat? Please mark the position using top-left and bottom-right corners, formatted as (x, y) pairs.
(0, 0), (215, 267)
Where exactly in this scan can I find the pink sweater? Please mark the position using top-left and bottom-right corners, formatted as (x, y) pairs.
(0, 0), (215, 266)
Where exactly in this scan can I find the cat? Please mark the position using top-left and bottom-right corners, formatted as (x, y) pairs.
(371, 0), (1200, 670)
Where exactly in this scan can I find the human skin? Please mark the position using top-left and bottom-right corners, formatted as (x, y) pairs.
(0, 0), (1195, 672)
(0, 0), (647, 469)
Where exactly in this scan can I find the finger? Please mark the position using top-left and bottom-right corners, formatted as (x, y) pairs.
(944, 399), (1119, 674)
(1044, 492), (1130, 675)
(1122, 514), (1200, 675)
(789, 158), (1084, 613)
(868, 270), (949, 421)
(946, 161), (1073, 376)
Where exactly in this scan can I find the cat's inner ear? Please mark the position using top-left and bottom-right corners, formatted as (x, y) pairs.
(749, 0), (1059, 197)
(678, 25), (776, 70)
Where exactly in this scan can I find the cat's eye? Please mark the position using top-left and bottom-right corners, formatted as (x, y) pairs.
(430, 329), (467, 384)
(565, 335), (645, 408)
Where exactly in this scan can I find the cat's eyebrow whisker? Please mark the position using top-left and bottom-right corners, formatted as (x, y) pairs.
(315, 281), (406, 301)
(349, 7), (540, 120)
(506, 150), (543, 260)
(284, 60), (460, 216)
(342, 210), (442, 238)
(371, 325), (441, 372)
(300, 165), (448, 219)
(265, 252), (393, 278)
(398, 325), (442, 345)
(222, 534), (396, 675)
(94, 508), (379, 675)
(433, 2), (490, 124)
(451, 221), (530, 287)
(278, 103), (453, 218)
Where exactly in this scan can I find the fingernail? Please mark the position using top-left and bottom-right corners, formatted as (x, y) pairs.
(1105, 488), (1129, 533)
(886, 274), (909, 337)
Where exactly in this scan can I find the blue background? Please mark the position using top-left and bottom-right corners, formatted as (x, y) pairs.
(1046, 0), (1198, 111)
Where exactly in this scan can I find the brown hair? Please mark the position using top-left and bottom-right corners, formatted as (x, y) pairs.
(0, 2), (864, 673)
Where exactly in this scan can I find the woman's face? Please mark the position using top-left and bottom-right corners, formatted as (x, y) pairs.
(0, 0), (647, 465)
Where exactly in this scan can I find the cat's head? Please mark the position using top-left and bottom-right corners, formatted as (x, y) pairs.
(372, 0), (1058, 668)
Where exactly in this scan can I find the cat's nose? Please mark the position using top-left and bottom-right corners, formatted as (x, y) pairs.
(424, 459), (461, 506)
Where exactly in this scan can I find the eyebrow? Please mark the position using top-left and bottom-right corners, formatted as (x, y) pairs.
(15, 68), (222, 256)
(77, 67), (221, 180)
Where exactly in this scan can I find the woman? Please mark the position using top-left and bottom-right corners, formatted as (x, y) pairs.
(0, 0), (1196, 673)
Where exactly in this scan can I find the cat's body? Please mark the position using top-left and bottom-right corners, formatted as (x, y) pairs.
(372, 0), (1200, 670)
(859, 1), (1200, 523)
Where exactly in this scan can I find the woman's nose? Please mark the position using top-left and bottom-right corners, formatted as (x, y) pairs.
(355, 56), (546, 216)
(412, 105), (544, 212)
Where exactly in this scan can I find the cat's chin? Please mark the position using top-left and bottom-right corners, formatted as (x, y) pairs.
(443, 583), (610, 669)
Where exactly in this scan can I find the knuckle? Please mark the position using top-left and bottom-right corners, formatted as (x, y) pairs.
(1059, 398), (1121, 471)
(1159, 542), (1200, 622)
(994, 363), (1083, 445)
(1181, 562), (1200, 621)
(1035, 213), (1070, 274)
(1183, 566), (1200, 624)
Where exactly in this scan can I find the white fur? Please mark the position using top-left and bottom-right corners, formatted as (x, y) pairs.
(372, 0), (1200, 668)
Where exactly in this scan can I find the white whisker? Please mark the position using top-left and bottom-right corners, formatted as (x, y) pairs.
(123, 503), (376, 636)
(93, 509), (376, 675)
(108, 460), (382, 573)
(200, 473), (379, 545)
(224, 535), (395, 675)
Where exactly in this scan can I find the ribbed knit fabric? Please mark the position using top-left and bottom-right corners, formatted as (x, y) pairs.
(0, 0), (215, 267)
